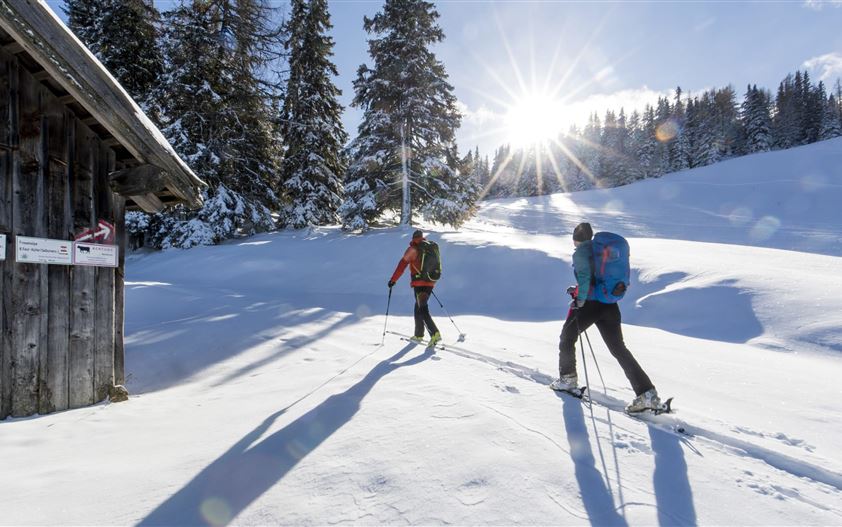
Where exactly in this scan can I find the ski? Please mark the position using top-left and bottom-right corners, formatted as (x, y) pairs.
(553, 386), (688, 436)
(396, 335), (445, 351)
(624, 399), (688, 435)
(626, 397), (674, 416)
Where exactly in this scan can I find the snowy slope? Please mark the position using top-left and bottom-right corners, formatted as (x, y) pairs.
(2, 139), (842, 526)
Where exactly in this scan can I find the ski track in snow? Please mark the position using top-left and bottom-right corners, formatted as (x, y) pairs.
(387, 331), (842, 499)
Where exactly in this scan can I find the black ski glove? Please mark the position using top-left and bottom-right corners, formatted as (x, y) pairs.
(388, 281), (395, 288)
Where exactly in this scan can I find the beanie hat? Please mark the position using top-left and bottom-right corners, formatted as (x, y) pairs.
(572, 222), (593, 242)
(412, 229), (424, 239)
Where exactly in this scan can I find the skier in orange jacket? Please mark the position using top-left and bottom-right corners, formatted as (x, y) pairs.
(388, 230), (441, 345)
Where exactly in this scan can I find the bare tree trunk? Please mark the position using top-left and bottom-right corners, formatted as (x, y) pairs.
(400, 120), (411, 225)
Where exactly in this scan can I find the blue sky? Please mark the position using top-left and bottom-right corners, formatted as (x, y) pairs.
(48, 1), (842, 156)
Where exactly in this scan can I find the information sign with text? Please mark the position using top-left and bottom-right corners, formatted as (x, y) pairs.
(73, 242), (118, 267)
(16, 236), (73, 265)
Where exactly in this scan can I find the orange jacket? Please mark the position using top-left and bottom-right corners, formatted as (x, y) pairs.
(390, 238), (436, 288)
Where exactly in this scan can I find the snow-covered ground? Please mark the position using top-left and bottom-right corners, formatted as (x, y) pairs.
(2, 139), (842, 526)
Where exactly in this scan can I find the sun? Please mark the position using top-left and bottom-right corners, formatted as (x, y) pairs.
(505, 93), (569, 147)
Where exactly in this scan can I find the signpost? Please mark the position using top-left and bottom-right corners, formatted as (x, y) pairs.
(16, 236), (73, 265)
(73, 242), (118, 268)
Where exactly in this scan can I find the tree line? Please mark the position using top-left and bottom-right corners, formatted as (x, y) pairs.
(66, 0), (477, 249)
(65, 1), (842, 247)
(482, 72), (842, 198)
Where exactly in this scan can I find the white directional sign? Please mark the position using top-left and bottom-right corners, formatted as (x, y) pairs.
(0, 234), (5, 261)
(73, 242), (118, 267)
(16, 236), (73, 265)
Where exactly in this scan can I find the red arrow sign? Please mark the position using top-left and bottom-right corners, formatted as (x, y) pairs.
(75, 219), (116, 244)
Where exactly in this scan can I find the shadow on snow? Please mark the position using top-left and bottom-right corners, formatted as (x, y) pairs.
(139, 343), (433, 527)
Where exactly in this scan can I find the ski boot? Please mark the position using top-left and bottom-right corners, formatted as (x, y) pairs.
(625, 388), (662, 413)
(428, 332), (442, 347)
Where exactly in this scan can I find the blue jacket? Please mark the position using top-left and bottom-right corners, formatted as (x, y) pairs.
(572, 240), (593, 301)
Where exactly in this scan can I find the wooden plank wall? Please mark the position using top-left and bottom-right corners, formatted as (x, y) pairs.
(0, 51), (17, 419)
(42, 92), (72, 413)
(0, 49), (123, 419)
(93, 144), (115, 402)
(12, 51), (42, 417)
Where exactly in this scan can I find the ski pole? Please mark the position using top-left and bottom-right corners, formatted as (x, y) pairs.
(573, 311), (592, 408)
(430, 290), (466, 341)
(582, 329), (608, 395)
(381, 287), (393, 346)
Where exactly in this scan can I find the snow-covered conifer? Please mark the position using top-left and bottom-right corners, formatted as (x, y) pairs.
(820, 94), (842, 139)
(66, 0), (164, 117)
(742, 85), (773, 153)
(280, 0), (349, 228)
(341, 0), (468, 230)
(150, 0), (281, 248)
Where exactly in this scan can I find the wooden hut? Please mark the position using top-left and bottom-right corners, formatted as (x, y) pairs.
(0, 1), (206, 419)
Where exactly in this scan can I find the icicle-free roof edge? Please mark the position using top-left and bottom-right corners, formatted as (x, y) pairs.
(0, 0), (207, 209)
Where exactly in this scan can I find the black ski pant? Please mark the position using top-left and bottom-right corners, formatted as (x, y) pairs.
(558, 300), (654, 396)
(413, 286), (439, 338)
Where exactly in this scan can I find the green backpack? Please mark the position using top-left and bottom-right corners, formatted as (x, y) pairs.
(414, 240), (442, 282)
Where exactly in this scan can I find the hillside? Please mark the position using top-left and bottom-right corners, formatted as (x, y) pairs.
(1, 139), (841, 525)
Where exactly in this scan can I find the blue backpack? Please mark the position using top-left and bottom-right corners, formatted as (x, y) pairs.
(591, 232), (630, 303)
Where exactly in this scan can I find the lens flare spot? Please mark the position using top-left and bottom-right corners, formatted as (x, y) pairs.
(602, 199), (624, 214)
(656, 118), (680, 143)
(356, 303), (372, 319)
(728, 207), (753, 226)
(286, 440), (307, 460)
(749, 216), (781, 241)
(801, 173), (827, 192)
(200, 498), (232, 527)
(659, 183), (680, 200)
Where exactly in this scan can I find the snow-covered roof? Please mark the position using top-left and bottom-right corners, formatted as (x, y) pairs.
(0, 0), (206, 211)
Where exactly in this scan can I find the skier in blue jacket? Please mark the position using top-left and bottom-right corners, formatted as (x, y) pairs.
(550, 222), (661, 412)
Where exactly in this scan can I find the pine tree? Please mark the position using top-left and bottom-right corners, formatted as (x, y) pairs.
(637, 105), (659, 175)
(654, 96), (672, 175)
(821, 93), (842, 139)
(66, 0), (164, 117)
(774, 74), (803, 149)
(623, 110), (644, 183)
(340, 0), (469, 230)
(65, 0), (104, 54)
(151, 0), (281, 248)
(597, 110), (625, 186)
(803, 79), (826, 144)
(742, 85), (773, 153)
(670, 88), (690, 172)
(580, 112), (602, 184)
(422, 145), (481, 226)
(280, 0), (348, 228)
(487, 145), (515, 198)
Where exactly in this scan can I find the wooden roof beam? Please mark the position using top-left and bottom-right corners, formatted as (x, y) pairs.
(109, 164), (172, 196)
(128, 193), (165, 214)
(2, 40), (22, 54)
